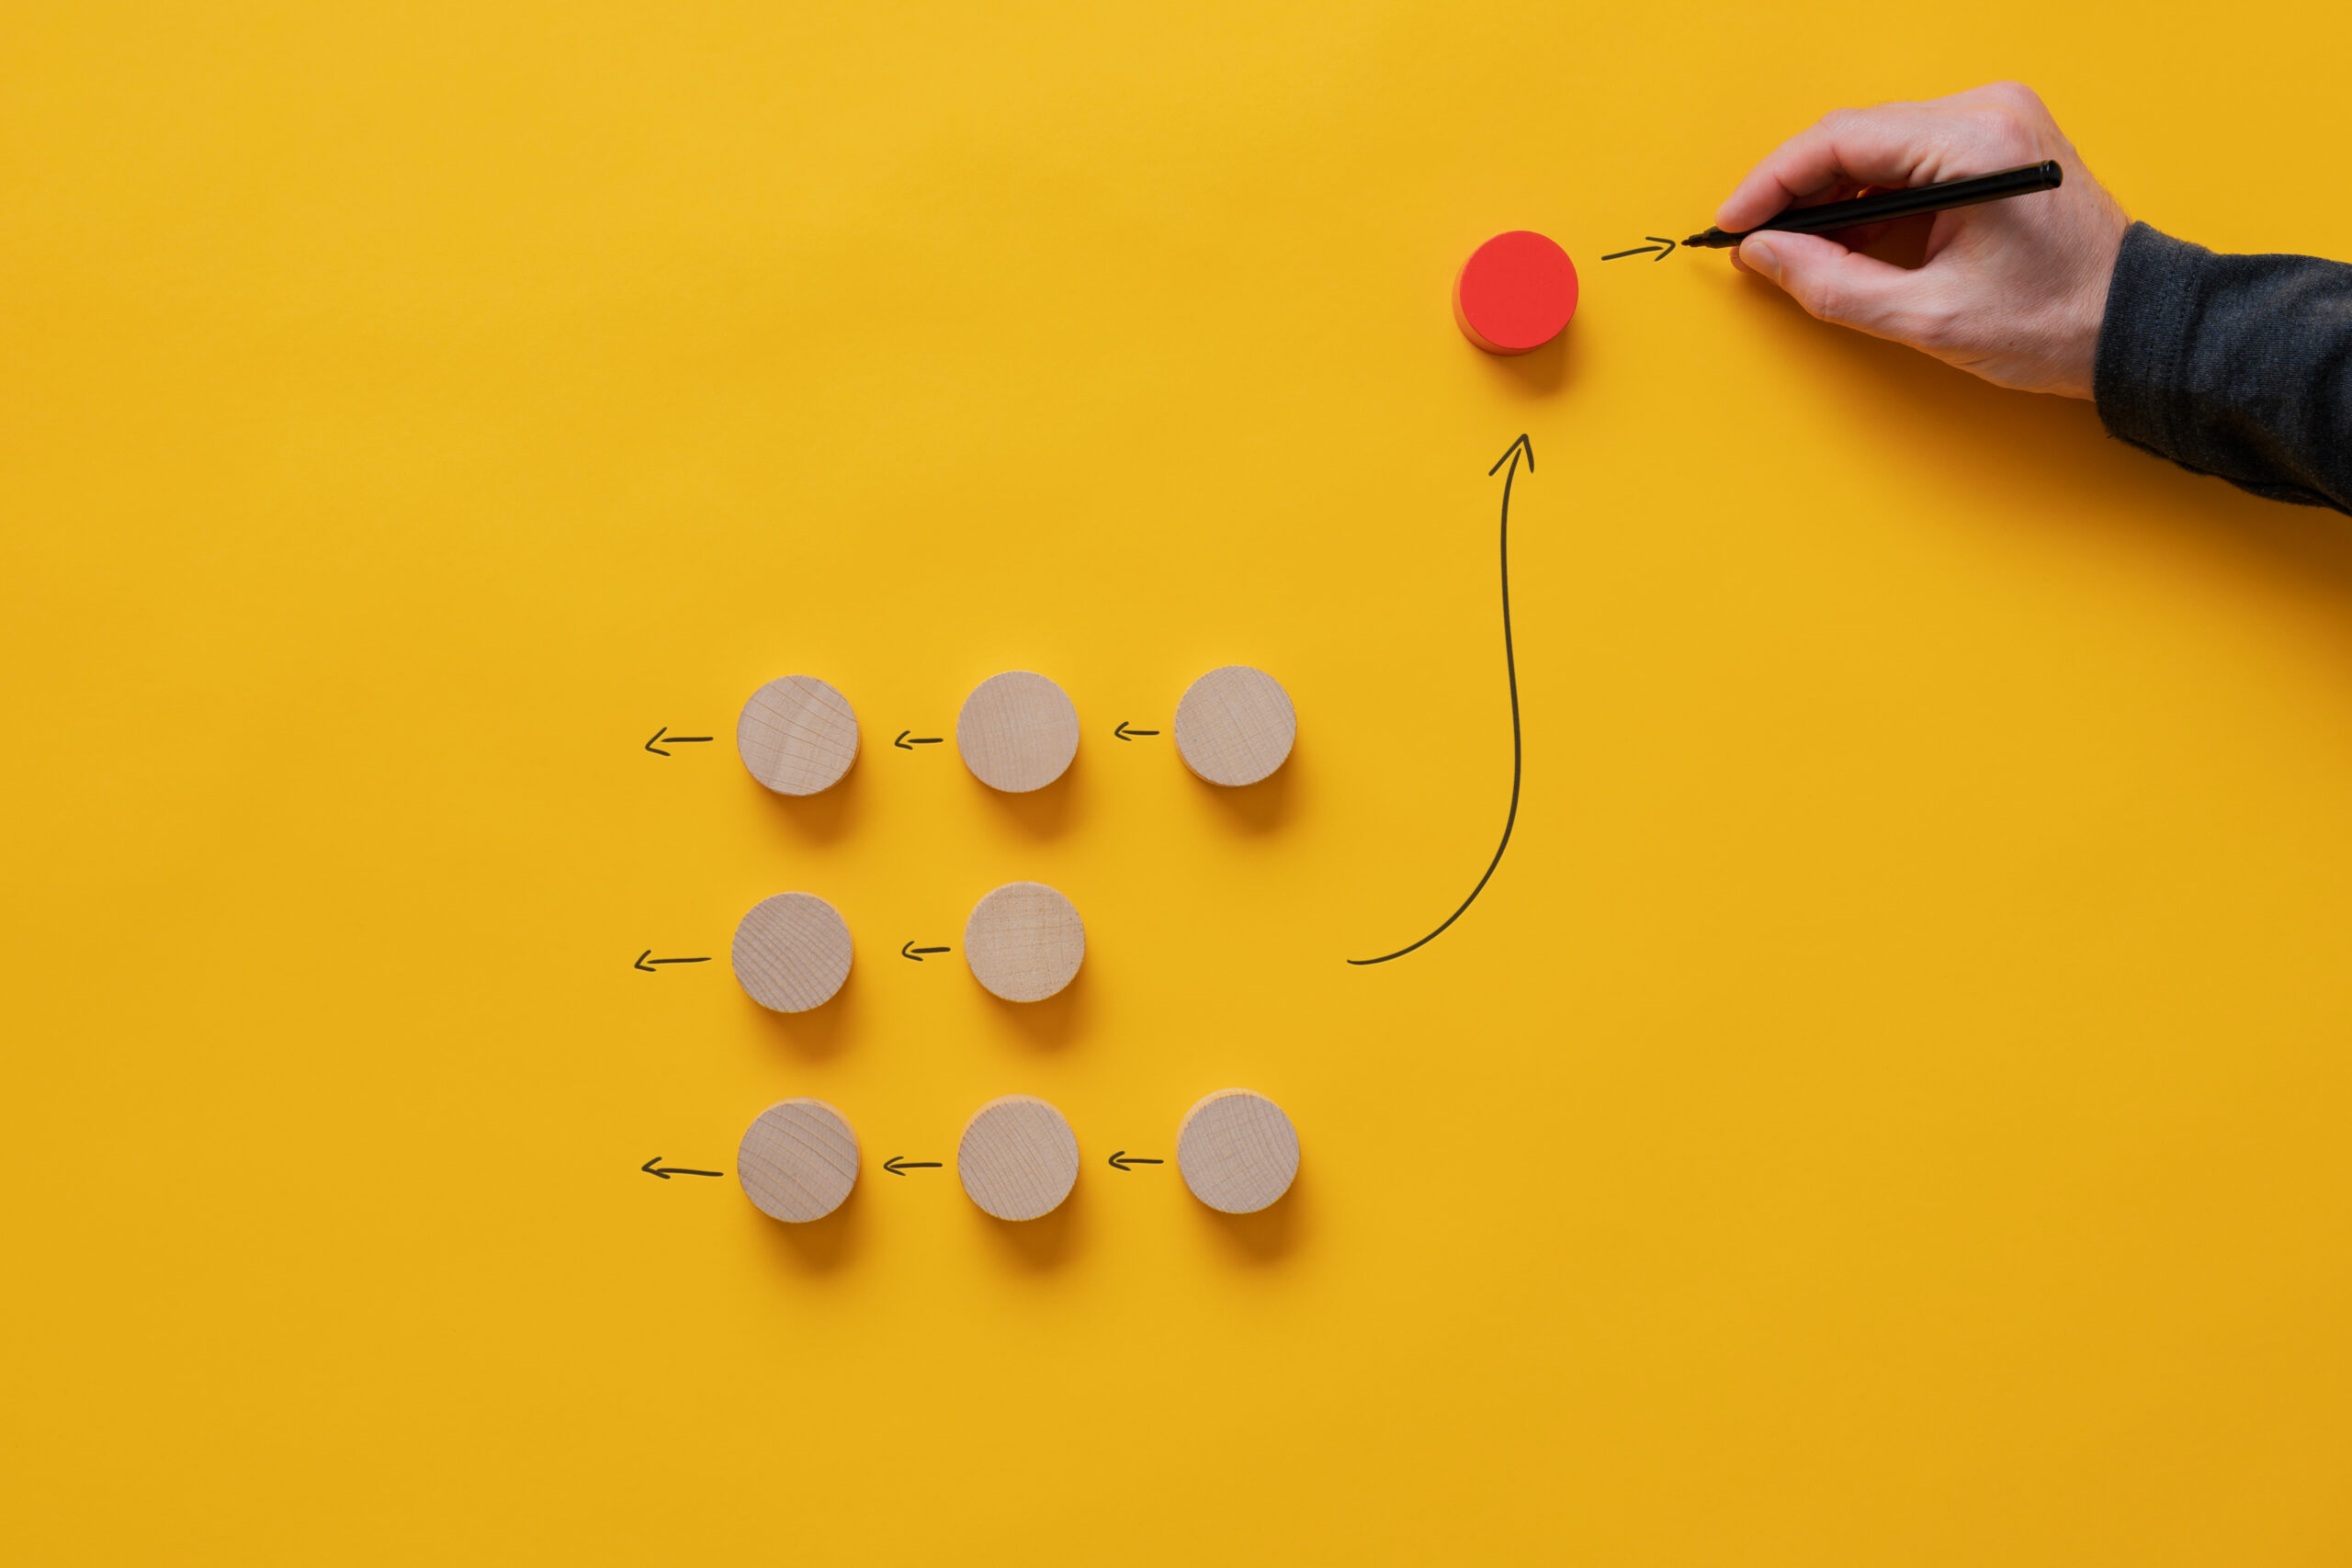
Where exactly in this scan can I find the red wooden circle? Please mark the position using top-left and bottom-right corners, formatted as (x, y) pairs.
(1453, 231), (1578, 355)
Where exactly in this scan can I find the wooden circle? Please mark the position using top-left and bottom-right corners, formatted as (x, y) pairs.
(957, 1095), (1080, 1221)
(1174, 665), (1296, 786)
(737, 675), (859, 795)
(730, 892), (853, 1012)
(1453, 231), (1579, 355)
(956, 671), (1079, 793)
(738, 1098), (860, 1223)
(1176, 1089), (1300, 1214)
(963, 881), (1085, 1003)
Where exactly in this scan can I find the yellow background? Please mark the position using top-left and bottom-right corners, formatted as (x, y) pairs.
(6, 2), (2351, 1562)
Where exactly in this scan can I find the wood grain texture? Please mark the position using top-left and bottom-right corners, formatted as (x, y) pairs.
(737, 1098), (860, 1223)
(1176, 1089), (1300, 1214)
(1173, 665), (1295, 787)
(730, 892), (854, 1012)
(956, 1094), (1080, 1221)
(956, 671), (1080, 793)
(963, 881), (1085, 1003)
(737, 674), (860, 795)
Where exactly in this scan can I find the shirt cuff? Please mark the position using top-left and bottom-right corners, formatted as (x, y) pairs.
(2092, 221), (2211, 464)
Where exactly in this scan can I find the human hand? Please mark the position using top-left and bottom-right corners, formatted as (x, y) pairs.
(1715, 82), (2130, 399)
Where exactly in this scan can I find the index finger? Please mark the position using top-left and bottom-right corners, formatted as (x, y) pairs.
(1714, 100), (1997, 233)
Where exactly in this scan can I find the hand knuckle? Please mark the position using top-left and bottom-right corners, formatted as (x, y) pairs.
(1896, 306), (1959, 349)
(1965, 107), (2038, 159)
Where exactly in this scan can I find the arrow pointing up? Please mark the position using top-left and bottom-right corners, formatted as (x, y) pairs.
(1490, 432), (1533, 478)
(1351, 436), (1532, 966)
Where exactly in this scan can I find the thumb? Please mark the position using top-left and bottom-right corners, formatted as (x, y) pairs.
(1738, 231), (1927, 340)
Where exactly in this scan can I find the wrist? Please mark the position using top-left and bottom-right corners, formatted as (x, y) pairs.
(2053, 202), (2130, 399)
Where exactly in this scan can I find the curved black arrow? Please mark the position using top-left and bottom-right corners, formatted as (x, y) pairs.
(1600, 237), (1679, 262)
(642, 1156), (723, 1179)
(884, 1157), (943, 1176)
(645, 727), (713, 756)
(894, 731), (944, 750)
(1351, 434), (1532, 965)
(900, 942), (950, 962)
(1108, 1151), (1164, 1170)
(635, 951), (711, 972)
(1114, 722), (1159, 740)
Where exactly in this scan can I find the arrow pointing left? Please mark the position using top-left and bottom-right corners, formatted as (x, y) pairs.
(645, 727), (714, 756)
(634, 951), (711, 972)
(641, 1156), (723, 1179)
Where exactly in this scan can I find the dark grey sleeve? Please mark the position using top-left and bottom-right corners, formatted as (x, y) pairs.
(2094, 221), (2352, 514)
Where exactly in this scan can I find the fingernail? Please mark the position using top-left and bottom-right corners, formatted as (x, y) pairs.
(1744, 238), (1780, 280)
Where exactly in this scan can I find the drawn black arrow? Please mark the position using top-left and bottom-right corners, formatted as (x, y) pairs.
(1108, 1151), (1164, 1170)
(642, 1156), (723, 1179)
(884, 1157), (943, 1176)
(894, 731), (944, 750)
(1114, 722), (1160, 740)
(644, 726), (714, 756)
(634, 951), (712, 972)
(900, 942), (951, 962)
(1351, 434), (1532, 965)
(1600, 236), (1679, 262)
